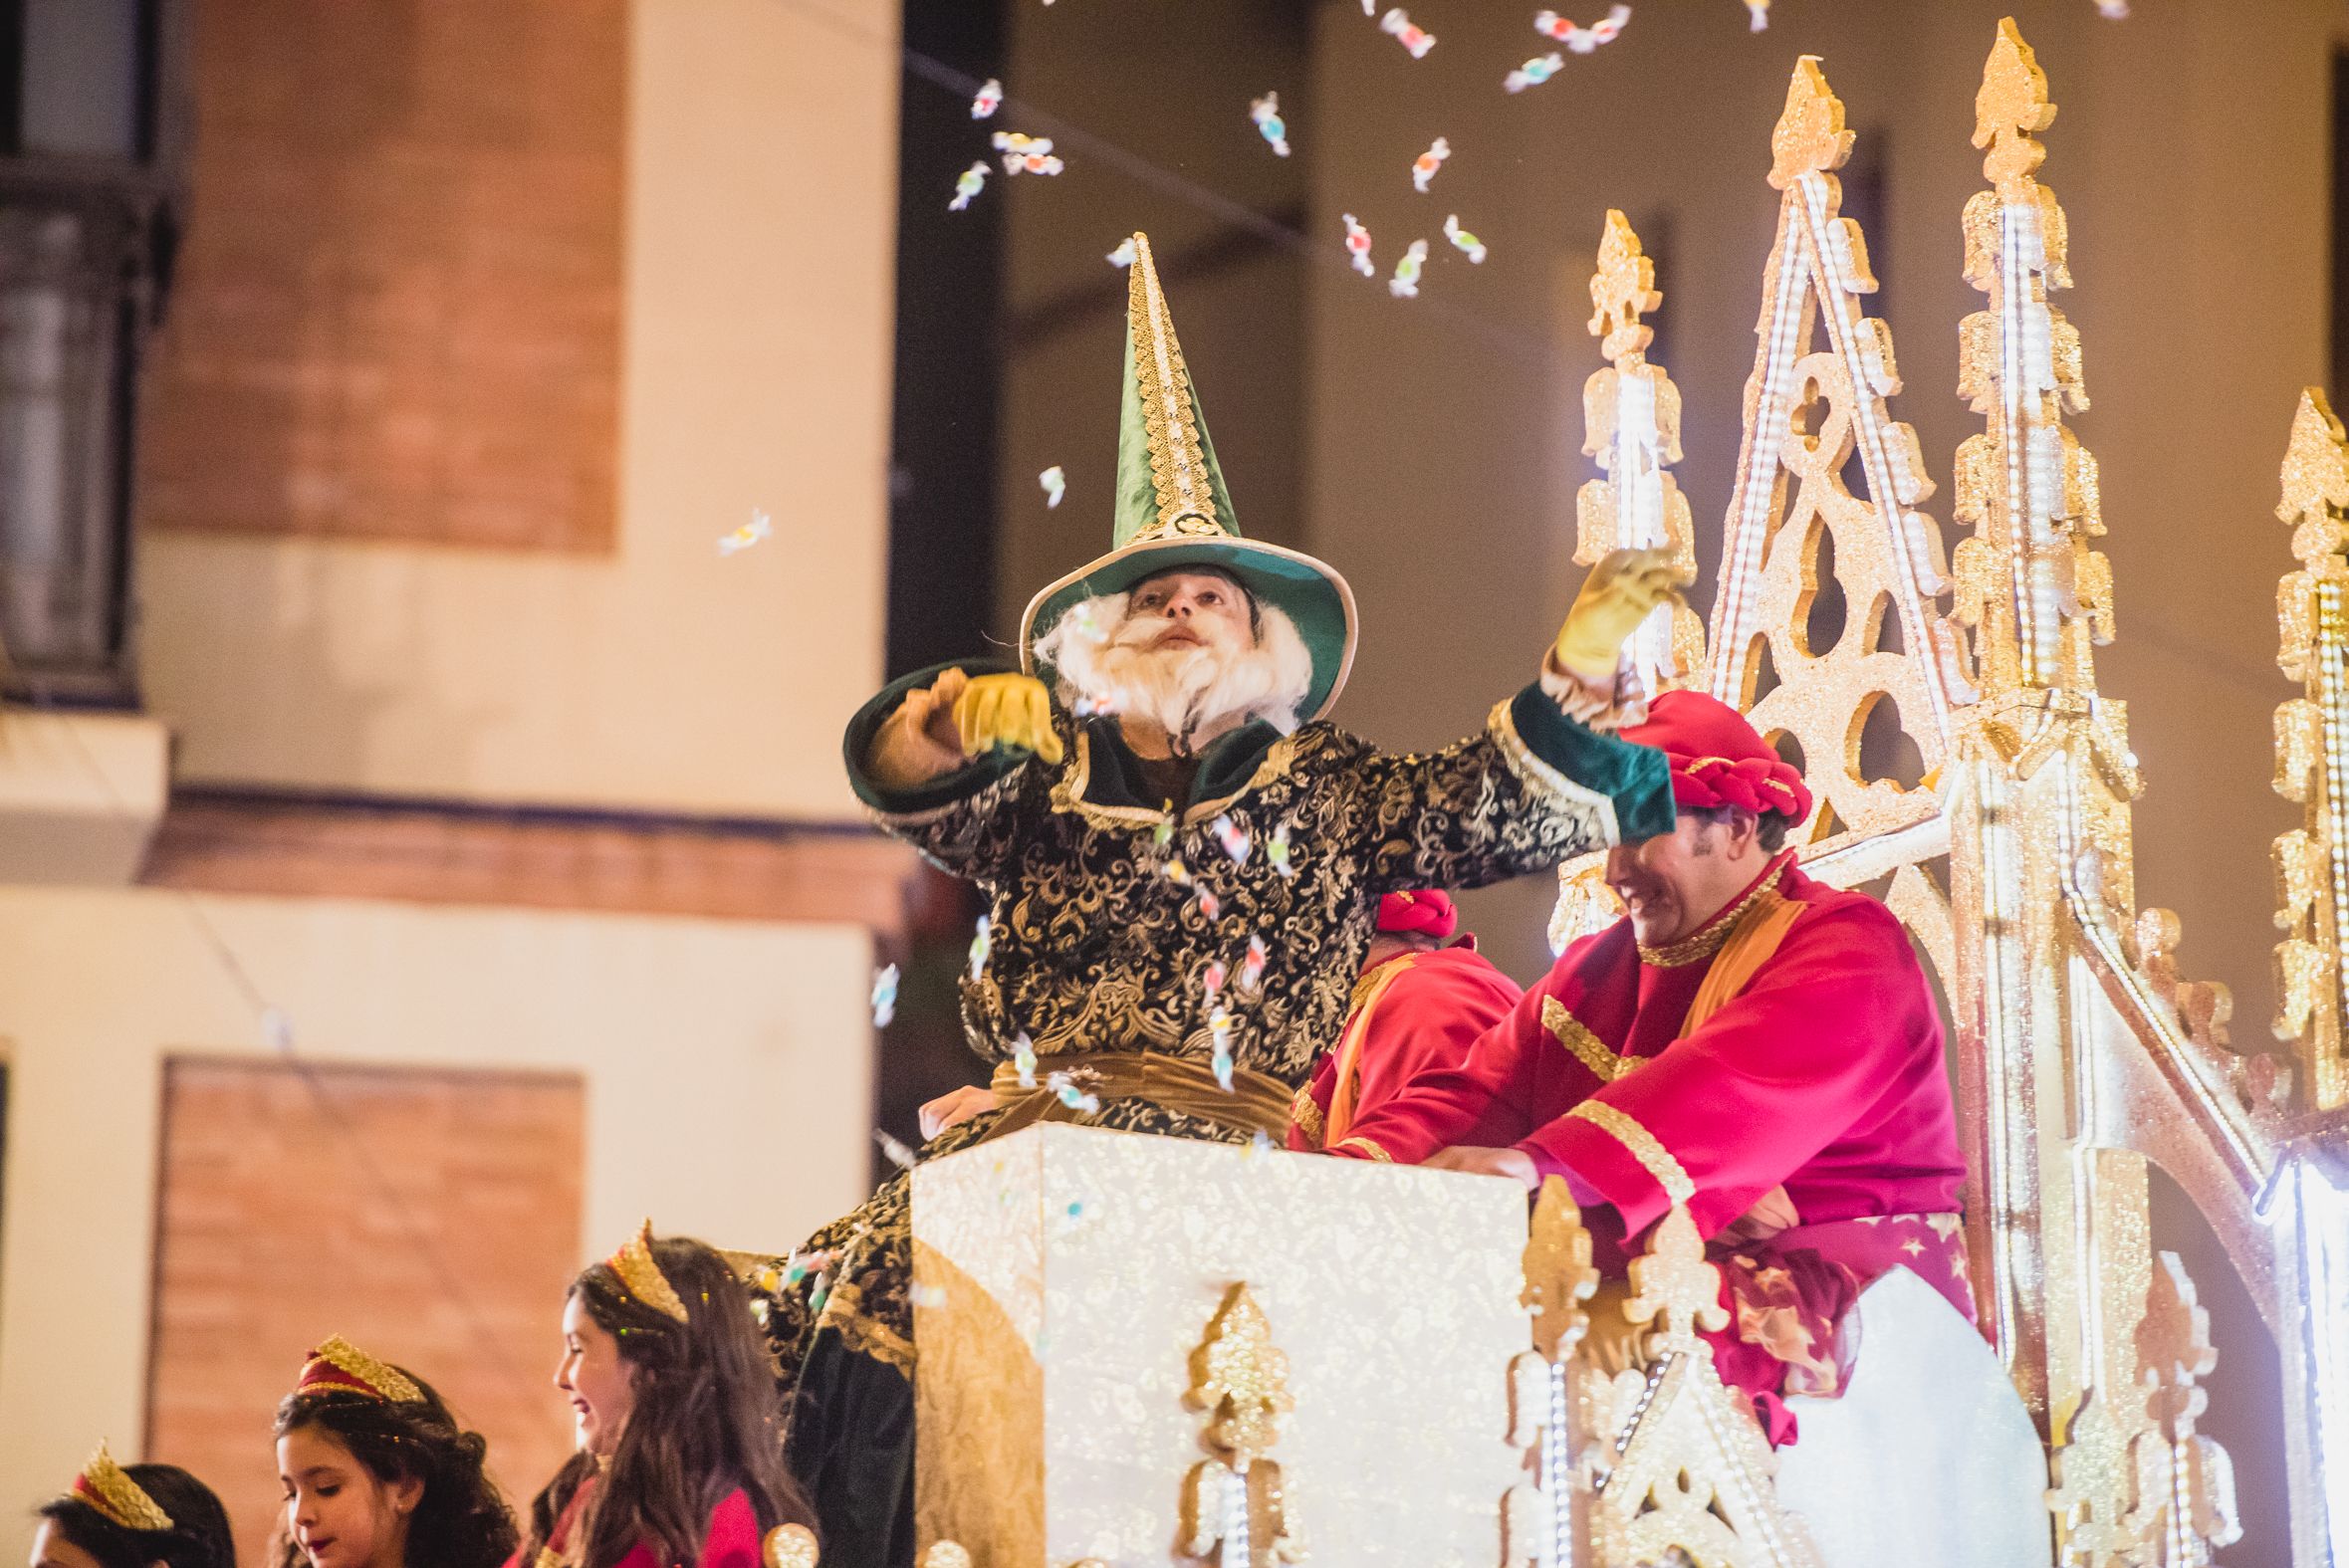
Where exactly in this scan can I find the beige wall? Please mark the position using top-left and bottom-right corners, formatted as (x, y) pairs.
(135, 0), (899, 819)
(0, 886), (873, 1550)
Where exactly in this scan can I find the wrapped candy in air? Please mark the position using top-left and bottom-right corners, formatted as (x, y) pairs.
(1341, 212), (1374, 278)
(948, 160), (990, 210)
(1379, 7), (1436, 58)
(1411, 135), (1450, 193)
(1250, 92), (1291, 157)
(1389, 238), (1429, 299)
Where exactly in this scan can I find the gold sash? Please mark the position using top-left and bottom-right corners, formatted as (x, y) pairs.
(979, 1049), (1292, 1145)
(1325, 956), (1416, 1145)
(1679, 887), (1806, 1037)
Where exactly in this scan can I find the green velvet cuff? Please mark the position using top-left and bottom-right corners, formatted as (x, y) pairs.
(1506, 685), (1675, 842)
(843, 658), (1031, 815)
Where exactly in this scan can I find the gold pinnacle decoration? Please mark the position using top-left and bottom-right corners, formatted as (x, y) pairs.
(764, 1525), (821, 1568)
(607, 1219), (691, 1324)
(1698, 49), (1956, 873)
(1522, 1176), (1599, 1365)
(2120, 1253), (2243, 1558)
(1973, 17), (2055, 201)
(69, 1442), (174, 1533)
(2272, 387), (2349, 1111)
(1128, 233), (1227, 542)
(1577, 1208), (1819, 1568)
(1185, 1282), (1292, 1470)
(1767, 58), (1853, 191)
(1587, 209), (1660, 362)
(1180, 1282), (1301, 1567)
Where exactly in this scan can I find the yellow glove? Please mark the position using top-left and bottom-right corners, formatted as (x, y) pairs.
(1553, 547), (1688, 679)
(951, 671), (1065, 765)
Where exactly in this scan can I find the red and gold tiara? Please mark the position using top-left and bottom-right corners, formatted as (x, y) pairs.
(294, 1335), (425, 1403)
(69, 1442), (174, 1532)
(606, 1219), (690, 1323)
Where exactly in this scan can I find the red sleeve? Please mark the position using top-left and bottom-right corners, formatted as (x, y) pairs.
(1345, 953), (1524, 1127)
(695, 1492), (762, 1568)
(1518, 899), (1936, 1237)
(1327, 970), (1548, 1165)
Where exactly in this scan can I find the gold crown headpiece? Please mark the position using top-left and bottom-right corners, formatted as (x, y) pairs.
(294, 1334), (426, 1403)
(68, 1442), (175, 1533)
(606, 1219), (691, 1323)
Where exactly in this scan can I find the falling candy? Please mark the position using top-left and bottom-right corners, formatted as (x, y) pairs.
(781, 1248), (834, 1289)
(971, 78), (1003, 117)
(1746, 0), (1770, 27)
(2092, 0), (2127, 14)
(870, 964), (899, 1027)
(1389, 238), (1429, 300)
(1411, 135), (1451, 193)
(1153, 812), (1175, 848)
(1047, 1070), (1100, 1114)
(1250, 92), (1291, 157)
(1341, 212), (1374, 278)
(1379, 8), (1436, 58)
(993, 130), (1064, 176)
(750, 1297), (771, 1327)
(1212, 813), (1252, 864)
(718, 509), (772, 556)
(1072, 693), (1118, 717)
(1107, 237), (1137, 267)
(1197, 889), (1223, 921)
(1267, 821), (1296, 878)
(1505, 53), (1564, 93)
(1241, 933), (1269, 994)
(969, 913), (993, 981)
(1444, 213), (1488, 264)
(948, 160), (991, 211)
(1203, 959), (1229, 1002)
(1534, 5), (1631, 53)
(1014, 1032), (1039, 1089)
(1164, 856), (1193, 887)
(1209, 1008), (1237, 1090)
(875, 1128), (918, 1170)
(1250, 1130), (1279, 1156)
(1040, 465), (1066, 509)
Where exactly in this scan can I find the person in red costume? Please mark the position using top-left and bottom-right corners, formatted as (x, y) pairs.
(1287, 889), (1526, 1153)
(511, 1224), (819, 1568)
(1326, 690), (1971, 1445)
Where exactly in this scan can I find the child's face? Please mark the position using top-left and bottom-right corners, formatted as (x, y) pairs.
(557, 1291), (635, 1456)
(278, 1424), (419, 1568)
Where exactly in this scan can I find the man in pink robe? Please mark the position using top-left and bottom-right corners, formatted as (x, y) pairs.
(1288, 889), (1524, 1154)
(1326, 691), (1971, 1444)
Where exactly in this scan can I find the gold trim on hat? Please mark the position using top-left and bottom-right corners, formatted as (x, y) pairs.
(610, 1219), (692, 1323)
(1127, 233), (1225, 541)
(72, 1442), (174, 1533)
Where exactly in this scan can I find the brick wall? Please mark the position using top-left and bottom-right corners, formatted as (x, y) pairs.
(145, 1057), (586, 1563)
(139, 0), (625, 550)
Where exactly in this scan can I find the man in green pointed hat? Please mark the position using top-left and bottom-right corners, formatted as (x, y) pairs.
(756, 232), (1683, 1566)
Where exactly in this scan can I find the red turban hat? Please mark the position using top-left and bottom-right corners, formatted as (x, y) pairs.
(1376, 889), (1458, 940)
(1619, 690), (1813, 823)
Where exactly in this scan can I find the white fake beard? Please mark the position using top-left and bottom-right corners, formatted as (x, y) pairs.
(1040, 596), (1311, 747)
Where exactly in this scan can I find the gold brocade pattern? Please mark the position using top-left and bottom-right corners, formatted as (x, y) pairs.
(764, 700), (1618, 1387)
(1566, 1101), (1696, 1205)
(1544, 996), (1637, 1082)
(1636, 872), (1786, 969)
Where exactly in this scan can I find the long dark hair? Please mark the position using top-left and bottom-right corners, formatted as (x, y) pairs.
(522, 1235), (814, 1568)
(271, 1371), (517, 1568)
(39, 1465), (236, 1568)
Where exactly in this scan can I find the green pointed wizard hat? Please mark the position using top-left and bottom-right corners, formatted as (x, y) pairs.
(1020, 231), (1357, 721)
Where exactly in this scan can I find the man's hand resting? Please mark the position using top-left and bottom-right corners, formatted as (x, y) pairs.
(919, 1085), (1002, 1140)
(1424, 1145), (1540, 1190)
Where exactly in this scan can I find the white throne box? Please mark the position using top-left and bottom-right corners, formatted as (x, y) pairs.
(911, 1123), (1527, 1567)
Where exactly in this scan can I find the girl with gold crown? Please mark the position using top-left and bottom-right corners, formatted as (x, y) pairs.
(273, 1336), (516, 1568)
(36, 1445), (235, 1568)
(510, 1224), (819, 1568)
(758, 231), (1688, 1567)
